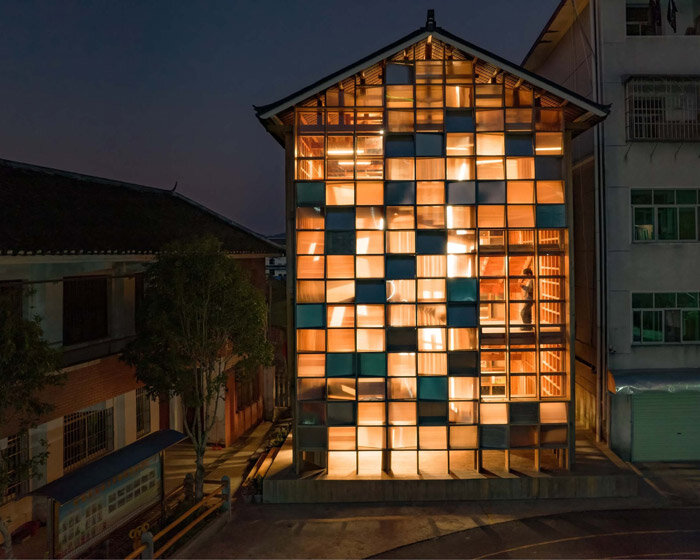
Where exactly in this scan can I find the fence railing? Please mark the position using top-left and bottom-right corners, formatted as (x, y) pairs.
(125, 476), (231, 559)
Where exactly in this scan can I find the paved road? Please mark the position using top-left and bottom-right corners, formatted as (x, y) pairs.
(375, 508), (700, 559)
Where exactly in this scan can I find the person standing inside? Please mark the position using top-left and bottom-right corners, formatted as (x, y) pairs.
(519, 268), (534, 329)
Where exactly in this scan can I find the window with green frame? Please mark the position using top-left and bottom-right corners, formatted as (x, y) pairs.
(632, 292), (700, 343)
(631, 189), (698, 241)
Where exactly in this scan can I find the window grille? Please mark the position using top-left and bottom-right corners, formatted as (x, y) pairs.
(626, 78), (700, 141)
(1, 433), (28, 504)
(63, 408), (114, 471)
(136, 387), (151, 438)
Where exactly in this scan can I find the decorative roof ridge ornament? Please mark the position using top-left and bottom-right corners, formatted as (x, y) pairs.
(426, 9), (436, 31)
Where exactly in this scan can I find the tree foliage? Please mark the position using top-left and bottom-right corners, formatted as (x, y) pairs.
(122, 236), (273, 499)
(0, 289), (62, 557)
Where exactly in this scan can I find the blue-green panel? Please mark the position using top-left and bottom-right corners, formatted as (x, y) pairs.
(385, 181), (416, 205)
(358, 352), (387, 377)
(447, 304), (477, 327)
(386, 256), (416, 279)
(418, 377), (447, 401)
(416, 133), (444, 157)
(326, 208), (355, 230)
(445, 109), (475, 132)
(296, 304), (325, 328)
(386, 135), (415, 157)
(447, 278), (478, 302)
(326, 353), (355, 377)
(416, 231), (447, 254)
(536, 205), (566, 228)
(325, 231), (355, 254)
(356, 280), (386, 303)
(505, 134), (533, 156)
(479, 426), (508, 449)
(296, 182), (325, 206)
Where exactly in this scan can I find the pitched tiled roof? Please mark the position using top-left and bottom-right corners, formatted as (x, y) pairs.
(0, 158), (282, 256)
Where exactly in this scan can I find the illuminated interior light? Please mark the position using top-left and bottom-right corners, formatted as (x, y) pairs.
(476, 159), (501, 164)
(355, 161), (372, 165)
(379, 129), (385, 135)
(535, 147), (562, 152)
(456, 229), (467, 235)
(309, 242), (317, 253)
(458, 162), (468, 180)
(327, 149), (355, 155)
(312, 256), (320, 262)
(337, 161), (355, 166)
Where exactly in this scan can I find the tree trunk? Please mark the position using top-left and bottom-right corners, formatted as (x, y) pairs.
(194, 446), (206, 502)
(0, 518), (13, 559)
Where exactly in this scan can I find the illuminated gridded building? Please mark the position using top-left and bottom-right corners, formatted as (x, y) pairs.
(256, 12), (608, 477)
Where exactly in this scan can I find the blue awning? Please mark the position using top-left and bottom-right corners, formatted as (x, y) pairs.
(34, 429), (186, 503)
(611, 369), (700, 395)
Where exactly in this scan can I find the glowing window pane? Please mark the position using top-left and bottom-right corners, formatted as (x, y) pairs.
(356, 328), (386, 352)
(418, 352), (447, 375)
(358, 451), (382, 475)
(297, 329), (325, 352)
(419, 427), (447, 450)
(388, 304), (416, 327)
(326, 255), (354, 279)
(480, 278), (505, 301)
(415, 158), (445, 180)
(298, 354), (325, 378)
(356, 181), (384, 205)
(417, 279), (446, 302)
(417, 304), (447, 326)
(445, 85), (472, 107)
(356, 231), (384, 254)
(297, 281), (325, 303)
(356, 207), (385, 229)
(476, 109), (504, 131)
(418, 328), (446, 351)
(326, 280), (355, 303)
(476, 133), (504, 155)
(386, 85), (414, 108)
(327, 136), (353, 156)
(416, 109), (443, 129)
(537, 181), (565, 204)
(387, 110), (414, 132)
(388, 352), (416, 376)
(535, 132), (563, 155)
(327, 451), (356, 476)
(417, 255), (446, 278)
(327, 305), (354, 328)
(389, 427), (417, 449)
(481, 403), (508, 424)
(479, 255), (505, 276)
(450, 426), (478, 448)
(540, 402), (568, 423)
(449, 401), (477, 423)
(387, 280), (416, 303)
(506, 157), (535, 180)
(448, 328), (477, 351)
(446, 206), (475, 228)
(296, 207), (324, 230)
(358, 379), (386, 401)
(328, 378), (356, 401)
(447, 230), (476, 254)
(296, 231), (324, 255)
(416, 206), (445, 229)
(356, 256), (384, 278)
(447, 255), (475, 278)
(357, 136), (383, 157)
(356, 86), (383, 106)
(327, 329), (355, 352)
(356, 304), (385, 327)
(389, 378), (417, 399)
(297, 135), (324, 157)
(507, 181), (534, 203)
(446, 158), (474, 181)
(386, 158), (415, 180)
(477, 205), (505, 228)
(449, 377), (478, 399)
(507, 205), (535, 227)
(326, 182), (355, 205)
(476, 157), (504, 180)
(445, 60), (473, 83)
(296, 159), (324, 180)
(358, 426), (385, 449)
(416, 85), (443, 107)
(328, 427), (356, 450)
(388, 402), (417, 426)
(416, 181), (445, 204)
(446, 133), (474, 156)
(387, 206), (415, 229)
(358, 402), (385, 426)
(297, 256), (324, 279)
(511, 376), (537, 397)
(386, 231), (415, 253)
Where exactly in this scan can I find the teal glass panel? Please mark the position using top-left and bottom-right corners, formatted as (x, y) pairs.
(632, 293), (653, 308)
(657, 207), (678, 240)
(641, 310), (663, 342)
(447, 304), (477, 327)
(356, 280), (386, 303)
(386, 256), (416, 279)
(416, 133), (443, 156)
(445, 109), (475, 132)
(505, 134), (533, 156)
(296, 304), (325, 328)
(447, 278), (477, 302)
(326, 208), (355, 230)
(358, 352), (387, 377)
(536, 205), (566, 227)
(683, 310), (700, 342)
(418, 377), (447, 401)
(385, 181), (415, 205)
(631, 189), (653, 204)
(386, 135), (415, 157)
(326, 353), (355, 377)
(325, 231), (355, 254)
(479, 426), (508, 449)
(296, 182), (325, 206)
(416, 231), (447, 254)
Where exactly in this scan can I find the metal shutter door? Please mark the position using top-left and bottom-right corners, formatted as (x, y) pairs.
(632, 393), (700, 462)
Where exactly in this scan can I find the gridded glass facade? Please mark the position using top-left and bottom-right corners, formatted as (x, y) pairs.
(292, 39), (571, 476)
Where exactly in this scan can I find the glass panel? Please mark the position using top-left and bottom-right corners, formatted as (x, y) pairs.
(356, 182), (383, 205)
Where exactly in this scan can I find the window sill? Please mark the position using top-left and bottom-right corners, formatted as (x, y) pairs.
(62, 336), (135, 367)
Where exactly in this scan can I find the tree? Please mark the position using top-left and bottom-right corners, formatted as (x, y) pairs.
(0, 288), (62, 558)
(122, 236), (273, 500)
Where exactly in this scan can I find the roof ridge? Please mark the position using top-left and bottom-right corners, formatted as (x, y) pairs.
(0, 157), (171, 195)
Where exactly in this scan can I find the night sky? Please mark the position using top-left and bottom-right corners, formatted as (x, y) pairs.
(0, 1), (558, 236)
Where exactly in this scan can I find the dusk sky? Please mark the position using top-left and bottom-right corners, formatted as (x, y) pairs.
(0, 1), (558, 236)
